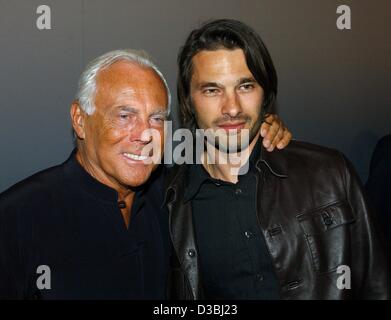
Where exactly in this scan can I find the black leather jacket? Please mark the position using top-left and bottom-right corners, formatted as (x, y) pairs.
(164, 140), (390, 299)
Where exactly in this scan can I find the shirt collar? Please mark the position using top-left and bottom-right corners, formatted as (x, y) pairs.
(183, 163), (211, 203)
(62, 149), (147, 204)
(183, 138), (262, 202)
(167, 137), (289, 205)
(256, 140), (289, 178)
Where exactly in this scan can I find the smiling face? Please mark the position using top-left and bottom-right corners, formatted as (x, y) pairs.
(190, 48), (264, 153)
(72, 60), (168, 192)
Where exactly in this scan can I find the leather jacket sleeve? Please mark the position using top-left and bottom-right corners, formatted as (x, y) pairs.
(342, 154), (391, 299)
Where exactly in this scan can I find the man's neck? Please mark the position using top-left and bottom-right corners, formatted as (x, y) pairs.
(202, 134), (260, 184)
(75, 148), (135, 200)
(75, 148), (135, 228)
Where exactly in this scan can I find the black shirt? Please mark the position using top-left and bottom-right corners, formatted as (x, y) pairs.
(0, 150), (169, 299)
(185, 141), (280, 299)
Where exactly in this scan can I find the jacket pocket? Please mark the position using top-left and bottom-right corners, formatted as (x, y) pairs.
(297, 200), (356, 274)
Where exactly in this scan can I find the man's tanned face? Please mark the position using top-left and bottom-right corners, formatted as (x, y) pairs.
(73, 60), (168, 191)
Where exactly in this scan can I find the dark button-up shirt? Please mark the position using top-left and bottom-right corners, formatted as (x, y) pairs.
(184, 141), (280, 299)
(0, 150), (169, 299)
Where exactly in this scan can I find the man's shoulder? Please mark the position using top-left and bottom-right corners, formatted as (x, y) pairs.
(282, 140), (344, 161)
(378, 134), (391, 146)
(0, 162), (66, 210)
(375, 134), (391, 156)
(270, 140), (348, 179)
(164, 141), (347, 183)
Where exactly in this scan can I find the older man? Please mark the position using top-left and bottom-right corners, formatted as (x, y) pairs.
(0, 49), (289, 299)
(0, 50), (171, 299)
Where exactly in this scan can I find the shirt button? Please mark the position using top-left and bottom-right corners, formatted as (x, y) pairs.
(244, 231), (252, 239)
(324, 217), (333, 226)
(118, 201), (126, 209)
(188, 249), (196, 258)
(235, 188), (242, 195)
(256, 273), (264, 282)
(322, 212), (333, 226)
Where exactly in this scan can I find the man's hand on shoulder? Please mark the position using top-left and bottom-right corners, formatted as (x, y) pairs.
(261, 114), (292, 152)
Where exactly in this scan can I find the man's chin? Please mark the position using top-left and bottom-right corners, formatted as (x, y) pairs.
(122, 177), (150, 189)
(206, 133), (253, 154)
(119, 168), (155, 188)
(213, 142), (249, 154)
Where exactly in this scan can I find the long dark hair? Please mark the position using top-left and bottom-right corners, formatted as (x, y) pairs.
(177, 19), (278, 131)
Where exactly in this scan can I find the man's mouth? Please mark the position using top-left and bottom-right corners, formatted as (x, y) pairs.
(123, 152), (149, 161)
(217, 122), (246, 131)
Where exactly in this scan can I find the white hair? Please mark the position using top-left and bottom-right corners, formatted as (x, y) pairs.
(75, 49), (171, 115)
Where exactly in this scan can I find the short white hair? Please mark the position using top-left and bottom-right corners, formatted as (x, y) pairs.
(75, 49), (171, 115)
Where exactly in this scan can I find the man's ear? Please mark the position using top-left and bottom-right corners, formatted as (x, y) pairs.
(70, 101), (86, 140)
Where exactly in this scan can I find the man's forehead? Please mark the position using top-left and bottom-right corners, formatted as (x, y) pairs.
(97, 61), (166, 92)
(97, 60), (159, 85)
(93, 61), (168, 112)
(115, 89), (136, 99)
(111, 88), (167, 107)
(193, 47), (245, 62)
(191, 49), (254, 84)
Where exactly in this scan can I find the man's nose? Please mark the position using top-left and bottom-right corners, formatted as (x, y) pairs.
(132, 118), (153, 144)
(221, 91), (242, 118)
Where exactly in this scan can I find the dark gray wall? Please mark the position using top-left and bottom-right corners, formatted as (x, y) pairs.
(0, 0), (390, 192)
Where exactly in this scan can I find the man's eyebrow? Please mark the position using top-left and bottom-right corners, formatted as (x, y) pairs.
(116, 106), (139, 113)
(150, 109), (168, 118)
(236, 77), (257, 85)
(196, 78), (257, 89)
(197, 82), (223, 89)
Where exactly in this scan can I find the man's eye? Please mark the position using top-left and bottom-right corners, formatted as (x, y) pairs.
(239, 83), (255, 91)
(119, 113), (130, 119)
(151, 117), (165, 124)
(203, 88), (219, 95)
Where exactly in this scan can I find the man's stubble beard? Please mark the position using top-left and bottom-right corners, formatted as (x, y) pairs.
(204, 117), (262, 154)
